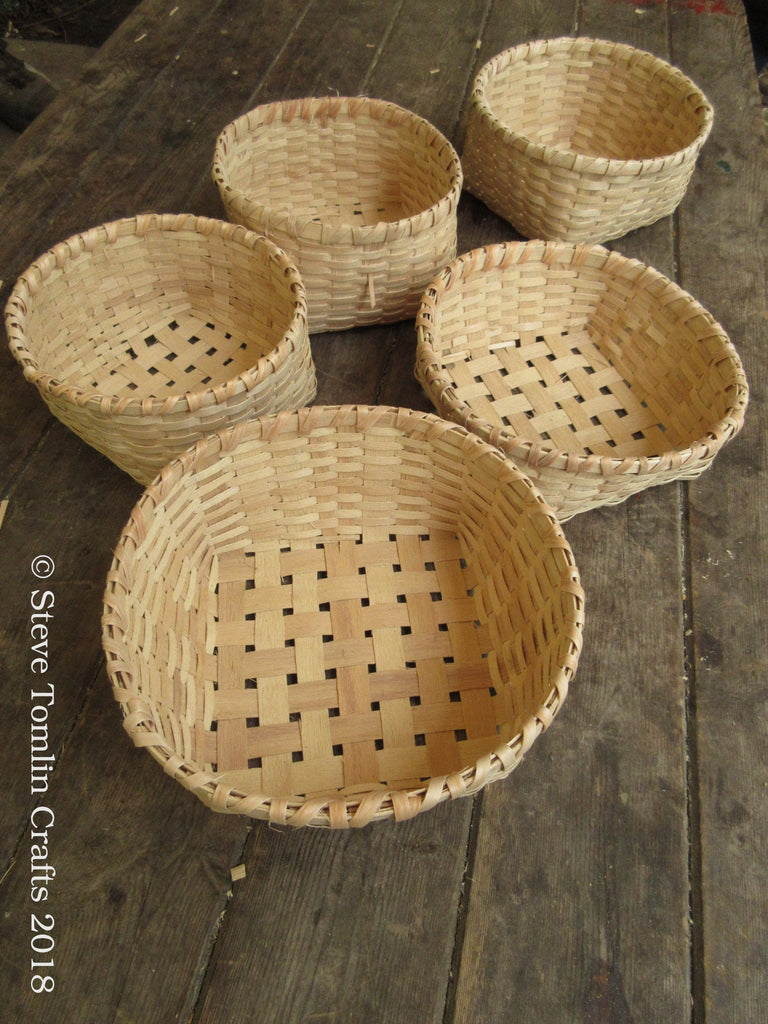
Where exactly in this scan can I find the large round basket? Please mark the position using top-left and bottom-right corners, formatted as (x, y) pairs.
(415, 242), (748, 521)
(461, 37), (713, 243)
(5, 214), (316, 485)
(212, 97), (463, 334)
(102, 405), (584, 829)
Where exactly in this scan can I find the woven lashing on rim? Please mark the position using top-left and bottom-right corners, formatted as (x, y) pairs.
(102, 405), (585, 828)
(462, 37), (713, 243)
(5, 213), (315, 484)
(415, 242), (748, 520)
(213, 97), (462, 333)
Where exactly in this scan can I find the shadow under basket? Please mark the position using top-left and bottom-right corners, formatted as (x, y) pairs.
(5, 214), (316, 485)
(461, 37), (713, 243)
(415, 242), (748, 521)
(102, 406), (584, 828)
(213, 96), (463, 334)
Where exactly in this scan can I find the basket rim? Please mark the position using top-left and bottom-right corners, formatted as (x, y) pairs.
(415, 241), (749, 478)
(5, 212), (309, 417)
(469, 36), (714, 175)
(101, 404), (584, 827)
(212, 95), (464, 248)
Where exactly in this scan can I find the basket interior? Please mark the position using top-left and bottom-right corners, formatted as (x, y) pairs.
(484, 45), (706, 161)
(115, 415), (577, 802)
(23, 228), (298, 401)
(427, 259), (737, 460)
(221, 106), (455, 229)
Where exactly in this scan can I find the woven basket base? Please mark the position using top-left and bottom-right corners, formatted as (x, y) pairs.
(441, 323), (674, 460)
(205, 529), (500, 799)
(79, 310), (258, 400)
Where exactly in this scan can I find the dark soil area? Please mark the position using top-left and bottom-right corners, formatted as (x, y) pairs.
(744, 0), (768, 70)
(2, 0), (140, 47)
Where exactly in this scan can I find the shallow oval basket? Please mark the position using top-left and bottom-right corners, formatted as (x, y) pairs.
(213, 96), (463, 333)
(5, 214), (316, 484)
(462, 37), (713, 243)
(415, 242), (749, 521)
(102, 405), (585, 828)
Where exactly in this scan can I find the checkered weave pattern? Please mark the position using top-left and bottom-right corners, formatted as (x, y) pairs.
(103, 406), (584, 828)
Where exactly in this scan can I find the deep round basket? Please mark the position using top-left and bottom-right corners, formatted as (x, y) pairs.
(212, 96), (463, 333)
(415, 242), (748, 520)
(5, 214), (316, 484)
(461, 37), (714, 243)
(102, 405), (585, 828)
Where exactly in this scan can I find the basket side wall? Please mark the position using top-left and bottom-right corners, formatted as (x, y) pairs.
(214, 101), (461, 333)
(482, 48), (705, 161)
(20, 229), (296, 392)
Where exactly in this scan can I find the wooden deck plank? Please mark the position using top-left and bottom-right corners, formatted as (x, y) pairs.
(193, 801), (472, 1024)
(0, 0), (215, 252)
(670, 4), (768, 1020)
(448, 2), (695, 1021)
(36, 0), (319, 230)
(360, 0), (490, 138)
(0, 676), (248, 1022)
(190, 4), (491, 1020)
(0, 428), (139, 868)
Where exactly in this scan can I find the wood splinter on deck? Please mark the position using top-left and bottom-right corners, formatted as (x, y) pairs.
(230, 864), (246, 882)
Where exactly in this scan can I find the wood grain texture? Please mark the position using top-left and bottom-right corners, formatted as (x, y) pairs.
(449, 2), (693, 1021)
(0, 427), (140, 868)
(0, 675), (248, 1022)
(193, 799), (473, 1024)
(671, 4), (768, 1021)
(42, 0), (318, 227)
(0, 0), (216, 252)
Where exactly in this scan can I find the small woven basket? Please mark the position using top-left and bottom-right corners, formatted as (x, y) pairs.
(6, 214), (316, 484)
(102, 405), (584, 828)
(415, 242), (748, 520)
(462, 37), (713, 243)
(212, 96), (463, 333)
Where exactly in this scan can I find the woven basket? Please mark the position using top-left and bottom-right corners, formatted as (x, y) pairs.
(102, 405), (584, 828)
(415, 242), (748, 520)
(5, 214), (316, 485)
(212, 97), (463, 334)
(462, 37), (713, 243)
